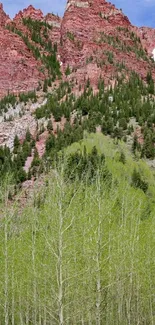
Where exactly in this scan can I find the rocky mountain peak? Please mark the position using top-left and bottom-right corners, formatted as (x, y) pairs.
(0, 0), (154, 99)
(66, 0), (131, 25)
(14, 4), (44, 21)
(0, 2), (10, 27)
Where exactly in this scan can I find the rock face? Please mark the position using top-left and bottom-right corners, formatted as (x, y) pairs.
(137, 27), (155, 58)
(0, 0), (155, 96)
(0, 3), (62, 97)
(44, 13), (61, 44)
(60, 0), (155, 87)
(1, 0), (155, 169)
(0, 3), (46, 96)
(0, 3), (10, 26)
(0, 97), (47, 149)
(14, 5), (44, 21)
(0, 28), (44, 96)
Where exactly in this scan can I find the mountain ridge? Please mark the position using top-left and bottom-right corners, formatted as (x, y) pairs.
(0, 0), (154, 97)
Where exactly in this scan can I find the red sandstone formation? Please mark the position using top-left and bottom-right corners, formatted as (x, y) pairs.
(0, 3), (10, 26)
(0, 3), (45, 96)
(137, 27), (155, 57)
(0, 0), (154, 96)
(0, 28), (44, 96)
(45, 13), (61, 44)
(60, 0), (155, 87)
(14, 5), (44, 21)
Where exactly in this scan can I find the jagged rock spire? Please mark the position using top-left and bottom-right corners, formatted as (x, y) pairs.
(0, 2), (10, 26)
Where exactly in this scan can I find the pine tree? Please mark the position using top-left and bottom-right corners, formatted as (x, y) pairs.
(143, 134), (155, 159)
(13, 135), (20, 154)
(47, 119), (53, 131)
(26, 129), (31, 142)
(43, 79), (48, 92)
(132, 135), (138, 154)
(119, 151), (126, 164)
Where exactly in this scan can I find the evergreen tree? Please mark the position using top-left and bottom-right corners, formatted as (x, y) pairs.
(132, 135), (138, 154)
(47, 119), (53, 131)
(43, 79), (48, 92)
(25, 129), (31, 142)
(143, 133), (155, 159)
(119, 151), (126, 164)
(13, 135), (20, 154)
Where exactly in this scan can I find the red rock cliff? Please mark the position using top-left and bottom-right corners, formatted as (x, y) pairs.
(59, 0), (155, 87)
(0, 0), (155, 96)
(0, 3), (10, 26)
(14, 5), (44, 21)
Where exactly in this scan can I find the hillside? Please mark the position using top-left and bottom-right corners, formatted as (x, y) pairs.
(0, 0), (155, 157)
(1, 133), (155, 323)
(1, 1), (155, 322)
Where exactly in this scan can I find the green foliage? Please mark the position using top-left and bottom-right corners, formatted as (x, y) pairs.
(65, 64), (71, 76)
(22, 17), (52, 32)
(132, 134), (139, 154)
(142, 132), (155, 159)
(35, 81), (73, 120)
(131, 168), (148, 193)
(67, 31), (75, 41)
(0, 93), (16, 115)
(119, 151), (126, 164)
(34, 72), (155, 162)
(99, 28), (148, 63)
(45, 122), (83, 161)
(25, 129), (32, 142)
(47, 119), (53, 131)
(13, 135), (20, 154)
(146, 71), (154, 94)
(0, 133), (155, 323)
(119, 117), (127, 130)
(0, 131), (36, 185)
(64, 146), (109, 183)
(107, 51), (114, 64)
(7, 18), (61, 81)
(19, 90), (37, 103)
(43, 79), (48, 92)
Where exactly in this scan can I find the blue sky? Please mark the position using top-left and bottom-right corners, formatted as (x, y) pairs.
(2, 0), (155, 27)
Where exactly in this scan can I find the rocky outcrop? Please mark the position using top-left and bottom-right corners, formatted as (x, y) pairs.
(14, 5), (44, 21)
(60, 0), (155, 88)
(0, 98), (47, 149)
(0, 0), (155, 96)
(137, 27), (155, 58)
(0, 3), (10, 26)
(0, 4), (61, 97)
(44, 13), (61, 44)
(0, 28), (44, 96)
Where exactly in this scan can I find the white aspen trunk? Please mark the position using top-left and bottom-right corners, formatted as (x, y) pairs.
(11, 264), (15, 325)
(127, 201), (141, 325)
(55, 171), (65, 325)
(136, 274), (140, 325)
(25, 288), (30, 325)
(96, 227), (102, 325)
(4, 221), (8, 325)
(58, 182), (64, 325)
(38, 298), (42, 325)
(32, 212), (37, 325)
(43, 277), (47, 325)
(19, 290), (24, 325)
(106, 211), (112, 325)
(96, 174), (102, 325)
